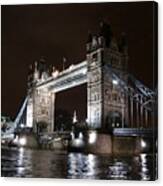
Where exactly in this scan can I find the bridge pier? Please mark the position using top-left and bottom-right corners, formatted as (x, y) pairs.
(69, 130), (156, 155)
(26, 89), (55, 133)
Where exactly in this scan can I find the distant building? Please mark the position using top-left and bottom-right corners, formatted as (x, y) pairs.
(1, 115), (15, 139)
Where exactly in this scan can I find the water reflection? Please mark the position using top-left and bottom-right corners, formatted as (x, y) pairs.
(68, 153), (96, 179)
(107, 161), (131, 180)
(139, 154), (151, 181)
(1, 147), (157, 180)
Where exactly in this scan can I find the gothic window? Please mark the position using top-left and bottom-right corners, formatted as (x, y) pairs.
(105, 89), (109, 95)
(94, 93), (98, 101)
(97, 112), (100, 120)
(97, 94), (100, 100)
(41, 98), (45, 104)
(112, 93), (117, 101)
(108, 55), (113, 65)
(118, 58), (121, 67)
(94, 93), (100, 101)
(92, 36), (98, 49)
(92, 53), (98, 61)
(94, 109), (100, 122)
(41, 109), (46, 115)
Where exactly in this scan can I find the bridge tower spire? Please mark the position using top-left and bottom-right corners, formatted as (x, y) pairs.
(73, 110), (78, 124)
(33, 61), (39, 81)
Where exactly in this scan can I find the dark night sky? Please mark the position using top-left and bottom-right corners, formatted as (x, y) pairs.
(1, 2), (157, 120)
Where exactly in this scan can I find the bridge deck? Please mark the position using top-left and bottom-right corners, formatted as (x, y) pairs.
(113, 128), (156, 137)
(36, 61), (87, 93)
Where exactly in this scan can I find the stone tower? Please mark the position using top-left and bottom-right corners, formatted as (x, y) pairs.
(86, 22), (128, 130)
(26, 59), (55, 133)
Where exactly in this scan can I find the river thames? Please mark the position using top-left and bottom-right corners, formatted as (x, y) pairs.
(1, 147), (157, 180)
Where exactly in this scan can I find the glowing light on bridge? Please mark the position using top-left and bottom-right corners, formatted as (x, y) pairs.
(112, 79), (119, 85)
(70, 132), (75, 140)
(73, 110), (78, 123)
(81, 68), (87, 75)
(20, 123), (25, 128)
(19, 137), (27, 146)
(13, 135), (19, 144)
(79, 132), (83, 139)
(69, 64), (74, 70)
(52, 70), (59, 78)
(141, 139), (147, 148)
(73, 138), (84, 147)
(89, 131), (97, 144)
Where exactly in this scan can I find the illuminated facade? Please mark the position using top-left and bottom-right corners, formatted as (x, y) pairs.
(26, 23), (128, 132)
(86, 26), (128, 129)
(25, 23), (155, 133)
(27, 60), (88, 132)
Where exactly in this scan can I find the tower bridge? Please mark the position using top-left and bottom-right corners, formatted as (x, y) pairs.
(14, 22), (157, 136)
(36, 60), (87, 93)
